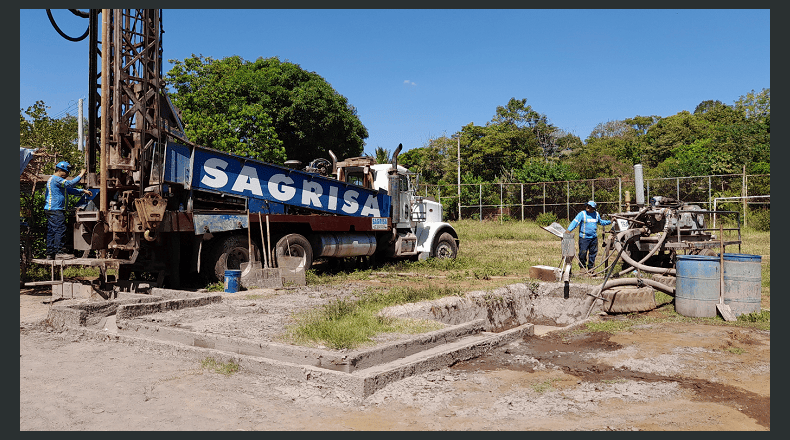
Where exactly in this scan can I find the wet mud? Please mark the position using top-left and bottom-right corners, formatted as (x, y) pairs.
(452, 325), (770, 429)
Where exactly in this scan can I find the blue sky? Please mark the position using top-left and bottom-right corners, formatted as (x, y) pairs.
(20, 9), (770, 158)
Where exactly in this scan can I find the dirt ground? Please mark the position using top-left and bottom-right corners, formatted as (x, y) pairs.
(20, 283), (770, 431)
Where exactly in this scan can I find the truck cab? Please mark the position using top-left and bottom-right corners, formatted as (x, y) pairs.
(333, 150), (458, 262)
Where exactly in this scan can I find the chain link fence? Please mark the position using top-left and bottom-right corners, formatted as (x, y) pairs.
(417, 173), (770, 225)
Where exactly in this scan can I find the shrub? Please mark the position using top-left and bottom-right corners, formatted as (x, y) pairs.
(749, 208), (770, 232)
(737, 309), (770, 323)
(535, 211), (559, 227)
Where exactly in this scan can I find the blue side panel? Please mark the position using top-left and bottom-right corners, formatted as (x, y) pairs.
(163, 142), (192, 186)
(182, 143), (390, 218)
(248, 198), (287, 215)
(193, 214), (248, 235)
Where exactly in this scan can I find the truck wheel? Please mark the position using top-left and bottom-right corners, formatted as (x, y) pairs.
(432, 232), (458, 259)
(208, 234), (259, 282)
(274, 234), (313, 270)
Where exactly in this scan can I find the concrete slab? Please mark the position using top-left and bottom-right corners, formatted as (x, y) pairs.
(41, 280), (604, 398)
(54, 320), (533, 399)
(114, 318), (488, 373)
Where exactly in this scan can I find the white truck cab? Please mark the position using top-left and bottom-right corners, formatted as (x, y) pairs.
(331, 147), (458, 261)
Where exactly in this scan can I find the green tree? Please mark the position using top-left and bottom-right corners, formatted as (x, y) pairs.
(400, 136), (458, 185)
(373, 146), (391, 164)
(166, 55), (368, 164)
(512, 159), (579, 183)
(458, 98), (560, 182)
(20, 101), (83, 173)
(578, 118), (646, 175)
(642, 111), (709, 168)
(735, 88), (770, 123)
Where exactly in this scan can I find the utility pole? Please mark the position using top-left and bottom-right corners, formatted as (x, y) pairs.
(457, 134), (461, 221)
(78, 98), (84, 152)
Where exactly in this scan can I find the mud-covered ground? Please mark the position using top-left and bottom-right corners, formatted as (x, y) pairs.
(20, 284), (769, 431)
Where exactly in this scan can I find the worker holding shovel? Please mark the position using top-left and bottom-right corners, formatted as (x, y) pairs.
(566, 200), (612, 274)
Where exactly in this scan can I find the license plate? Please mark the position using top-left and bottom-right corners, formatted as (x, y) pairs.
(371, 217), (388, 230)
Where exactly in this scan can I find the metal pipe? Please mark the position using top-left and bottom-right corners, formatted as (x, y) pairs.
(78, 98), (84, 152)
(327, 150), (337, 177)
(99, 9), (109, 214)
(634, 164), (645, 206)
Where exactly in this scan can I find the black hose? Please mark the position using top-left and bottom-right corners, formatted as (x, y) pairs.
(46, 9), (90, 42)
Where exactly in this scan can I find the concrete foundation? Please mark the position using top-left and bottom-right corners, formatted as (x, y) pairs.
(45, 280), (609, 398)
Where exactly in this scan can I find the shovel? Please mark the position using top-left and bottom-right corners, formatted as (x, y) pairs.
(716, 224), (737, 322)
(241, 211), (263, 275)
(240, 211), (282, 289)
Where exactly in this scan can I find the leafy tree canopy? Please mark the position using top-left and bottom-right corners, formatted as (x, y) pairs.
(373, 146), (391, 164)
(166, 55), (368, 164)
(20, 101), (83, 173)
(400, 136), (458, 185)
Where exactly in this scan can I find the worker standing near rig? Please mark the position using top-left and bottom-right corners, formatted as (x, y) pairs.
(43, 161), (91, 260)
(566, 200), (611, 274)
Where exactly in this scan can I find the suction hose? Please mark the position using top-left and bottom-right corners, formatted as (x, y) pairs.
(616, 208), (672, 277)
(614, 237), (675, 275)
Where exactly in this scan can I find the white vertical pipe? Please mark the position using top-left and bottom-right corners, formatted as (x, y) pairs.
(634, 164), (645, 206)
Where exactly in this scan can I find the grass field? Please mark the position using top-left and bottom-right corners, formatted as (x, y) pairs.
(294, 219), (770, 348)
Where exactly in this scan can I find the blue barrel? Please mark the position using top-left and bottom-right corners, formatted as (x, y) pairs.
(675, 255), (720, 318)
(723, 253), (762, 316)
(224, 269), (241, 293)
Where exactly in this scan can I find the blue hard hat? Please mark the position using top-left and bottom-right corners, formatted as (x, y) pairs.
(55, 161), (72, 172)
(587, 200), (597, 209)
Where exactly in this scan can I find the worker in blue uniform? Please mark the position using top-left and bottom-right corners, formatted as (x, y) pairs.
(44, 161), (91, 260)
(566, 200), (612, 273)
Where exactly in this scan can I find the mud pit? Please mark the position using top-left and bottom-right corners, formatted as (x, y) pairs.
(20, 282), (770, 430)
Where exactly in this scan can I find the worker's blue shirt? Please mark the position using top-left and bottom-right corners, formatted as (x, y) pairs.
(44, 174), (83, 211)
(568, 210), (611, 239)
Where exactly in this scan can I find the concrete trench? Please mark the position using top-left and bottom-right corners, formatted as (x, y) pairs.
(45, 281), (602, 399)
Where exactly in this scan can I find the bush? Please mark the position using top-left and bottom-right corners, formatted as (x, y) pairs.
(749, 208), (770, 232)
(737, 309), (770, 323)
(535, 212), (559, 227)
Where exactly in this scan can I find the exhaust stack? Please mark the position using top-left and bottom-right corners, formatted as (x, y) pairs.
(634, 164), (645, 207)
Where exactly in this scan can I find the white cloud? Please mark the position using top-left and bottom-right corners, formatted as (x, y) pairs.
(403, 80), (416, 86)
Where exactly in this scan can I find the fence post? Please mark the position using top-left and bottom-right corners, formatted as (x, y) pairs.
(591, 179), (595, 201)
(566, 181), (570, 221)
(479, 183), (482, 222)
(499, 183), (503, 221)
(542, 182), (546, 215)
(676, 177), (680, 201)
(458, 183), (461, 221)
(742, 165), (747, 228)
(708, 176), (712, 210)
(618, 178), (622, 212)
(521, 183), (524, 221)
(646, 180), (650, 203)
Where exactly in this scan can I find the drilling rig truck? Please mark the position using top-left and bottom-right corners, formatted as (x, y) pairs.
(34, 9), (458, 291)
(74, 141), (459, 288)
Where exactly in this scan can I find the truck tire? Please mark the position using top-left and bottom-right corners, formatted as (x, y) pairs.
(207, 234), (259, 282)
(432, 232), (458, 259)
(274, 234), (313, 270)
